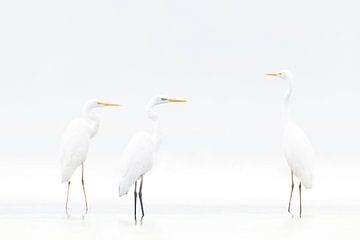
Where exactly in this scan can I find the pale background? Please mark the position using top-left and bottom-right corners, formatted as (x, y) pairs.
(0, 0), (359, 239)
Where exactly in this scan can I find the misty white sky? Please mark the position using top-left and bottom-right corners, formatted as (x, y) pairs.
(0, 0), (359, 163)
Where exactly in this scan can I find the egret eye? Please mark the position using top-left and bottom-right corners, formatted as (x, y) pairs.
(161, 98), (167, 101)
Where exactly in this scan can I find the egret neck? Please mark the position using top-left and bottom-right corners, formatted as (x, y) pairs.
(284, 78), (293, 125)
(83, 104), (100, 138)
(146, 104), (162, 150)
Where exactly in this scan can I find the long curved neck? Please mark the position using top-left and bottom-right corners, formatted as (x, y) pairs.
(146, 104), (161, 148)
(284, 79), (293, 124)
(83, 105), (100, 138)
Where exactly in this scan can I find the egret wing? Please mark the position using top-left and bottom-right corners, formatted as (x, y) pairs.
(284, 123), (315, 188)
(120, 131), (155, 178)
(60, 118), (91, 182)
(118, 131), (156, 196)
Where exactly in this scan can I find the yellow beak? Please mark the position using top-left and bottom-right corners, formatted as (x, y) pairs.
(167, 98), (188, 102)
(265, 72), (280, 77)
(98, 102), (122, 107)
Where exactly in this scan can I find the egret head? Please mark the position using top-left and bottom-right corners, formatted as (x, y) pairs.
(149, 95), (187, 107)
(85, 99), (121, 109)
(265, 69), (292, 80)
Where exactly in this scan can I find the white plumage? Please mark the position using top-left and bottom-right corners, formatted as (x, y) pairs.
(118, 95), (187, 223)
(60, 118), (91, 183)
(118, 131), (156, 196)
(284, 122), (314, 189)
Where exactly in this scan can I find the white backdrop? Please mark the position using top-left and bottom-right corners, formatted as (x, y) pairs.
(0, 0), (360, 239)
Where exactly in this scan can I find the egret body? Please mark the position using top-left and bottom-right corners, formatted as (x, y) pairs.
(265, 70), (315, 218)
(118, 95), (187, 223)
(60, 99), (120, 216)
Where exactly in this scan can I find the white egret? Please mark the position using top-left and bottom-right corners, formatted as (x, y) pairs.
(60, 99), (121, 216)
(265, 70), (315, 218)
(118, 95), (187, 223)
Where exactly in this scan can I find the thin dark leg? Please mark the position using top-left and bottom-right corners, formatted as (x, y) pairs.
(65, 181), (71, 216)
(287, 171), (294, 216)
(81, 164), (88, 216)
(299, 183), (302, 218)
(134, 180), (138, 224)
(139, 176), (145, 222)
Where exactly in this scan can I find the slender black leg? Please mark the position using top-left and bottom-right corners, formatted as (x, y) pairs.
(81, 164), (88, 217)
(287, 171), (294, 216)
(139, 176), (145, 222)
(299, 183), (302, 218)
(134, 180), (138, 224)
(65, 181), (71, 217)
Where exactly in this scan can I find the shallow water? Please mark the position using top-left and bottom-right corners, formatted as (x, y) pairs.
(1, 157), (360, 239)
(1, 204), (360, 240)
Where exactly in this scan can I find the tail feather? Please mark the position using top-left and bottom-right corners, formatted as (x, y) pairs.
(61, 166), (75, 183)
(118, 177), (132, 197)
(301, 173), (313, 189)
